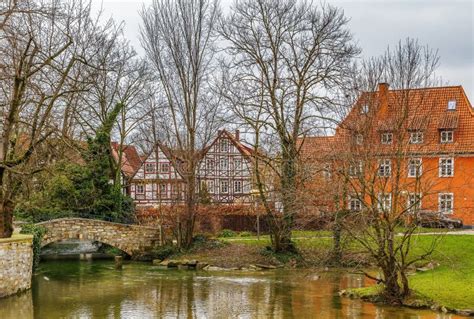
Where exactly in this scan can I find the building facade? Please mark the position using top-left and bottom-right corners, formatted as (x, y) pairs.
(300, 84), (474, 226)
(119, 130), (255, 207)
(197, 130), (254, 204)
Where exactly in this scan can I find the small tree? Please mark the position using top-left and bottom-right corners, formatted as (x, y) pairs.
(331, 39), (442, 303)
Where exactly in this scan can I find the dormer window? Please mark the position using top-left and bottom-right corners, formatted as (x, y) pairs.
(360, 104), (369, 114)
(440, 130), (454, 143)
(409, 131), (424, 144)
(381, 132), (393, 144)
(355, 134), (363, 145)
(447, 100), (457, 110)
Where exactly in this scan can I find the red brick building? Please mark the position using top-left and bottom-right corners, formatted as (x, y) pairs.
(300, 84), (474, 226)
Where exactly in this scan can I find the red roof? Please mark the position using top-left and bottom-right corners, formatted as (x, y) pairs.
(111, 142), (142, 178)
(302, 85), (474, 156)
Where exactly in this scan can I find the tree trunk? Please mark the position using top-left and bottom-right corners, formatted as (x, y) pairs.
(272, 140), (298, 253)
(0, 169), (13, 238)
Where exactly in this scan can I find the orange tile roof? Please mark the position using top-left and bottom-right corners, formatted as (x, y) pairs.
(302, 85), (474, 156)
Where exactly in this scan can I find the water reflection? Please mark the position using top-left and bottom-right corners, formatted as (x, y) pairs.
(0, 261), (461, 319)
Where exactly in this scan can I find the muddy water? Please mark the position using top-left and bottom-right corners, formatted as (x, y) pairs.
(0, 260), (461, 318)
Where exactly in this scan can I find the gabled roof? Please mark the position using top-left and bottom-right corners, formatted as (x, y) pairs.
(111, 142), (142, 178)
(201, 129), (256, 159)
(137, 140), (186, 179)
(304, 85), (474, 156)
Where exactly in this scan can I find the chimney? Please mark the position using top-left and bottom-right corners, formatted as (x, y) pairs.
(378, 83), (389, 114)
(235, 129), (240, 141)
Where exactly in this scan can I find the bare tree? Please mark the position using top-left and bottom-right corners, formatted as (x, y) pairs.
(0, 0), (130, 237)
(140, 0), (222, 248)
(329, 39), (442, 303)
(219, 0), (359, 252)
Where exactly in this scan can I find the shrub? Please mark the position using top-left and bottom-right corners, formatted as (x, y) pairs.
(239, 231), (253, 237)
(20, 224), (46, 270)
(218, 229), (236, 238)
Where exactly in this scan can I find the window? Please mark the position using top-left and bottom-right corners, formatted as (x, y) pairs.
(160, 163), (170, 173)
(220, 180), (229, 193)
(381, 132), (393, 144)
(439, 193), (453, 214)
(220, 139), (229, 152)
(355, 134), (363, 145)
(378, 159), (391, 177)
(447, 100), (456, 110)
(159, 183), (167, 196)
(234, 180), (242, 193)
(408, 193), (422, 213)
(361, 104), (369, 114)
(206, 180), (215, 192)
(440, 130), (454, 143)
(322, 163), (332, 179)
(348, 197), (362, 211)
(349, 160), (363, 177)
(378, 193), (392, 211)
(234, 159), (242, 170)
(219, 158), (229, 170)
(145, 163), (155, 173)
(439, 158), (454, 177)
(206, 159), (214, 172)
(409, 131), (424, 144)
(136, 184), (144, 194)
(408, 158), (422, 178)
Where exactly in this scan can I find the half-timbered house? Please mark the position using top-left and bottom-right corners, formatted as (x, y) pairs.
(197, 130), (254, 204)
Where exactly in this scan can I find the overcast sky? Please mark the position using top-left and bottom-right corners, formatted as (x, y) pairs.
(92, 0), (474, 101)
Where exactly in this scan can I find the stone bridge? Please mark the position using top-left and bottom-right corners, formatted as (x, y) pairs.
(37, 218), (161, 256)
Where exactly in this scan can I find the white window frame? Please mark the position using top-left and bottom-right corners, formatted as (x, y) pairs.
(378, 193), (392, 211)
(381, 132), (393, 145)
(145, 163), (155, 173)
(361, 104), (369, 114)
(447, 100), (457, 110)
(440, 130), (454, 143)
(136, 184), (144, 194)
(408, 158), (422, 178)
(348, 197), (362, 212)
(349, 160), (363, 177)
(206, 159), (214, 172)
(322, 163), (332, 179)
(160, 162), (170, 173)
(409, 131), (424, 144)
(439, 157), (454, 177)
(234, 180), (242, 193)
(220, 180), (229, 193)
(407, 193), (422, 213)
(378, 159), (391, 177)
(206, 180), (215, 192)
(355, 134), (363, 145)
(219, 158), (229, 170)
(234, 158), (242, 170)
(438, 193), (454, 214)
(220, 139), (229, 152)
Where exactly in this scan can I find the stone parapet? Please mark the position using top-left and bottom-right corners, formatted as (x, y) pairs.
(0, 234), (33, 298)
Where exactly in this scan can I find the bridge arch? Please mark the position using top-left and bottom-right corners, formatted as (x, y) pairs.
(37, 218), (161, 256)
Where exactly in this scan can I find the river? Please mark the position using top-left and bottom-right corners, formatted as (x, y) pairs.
(0, 260), (461, 318)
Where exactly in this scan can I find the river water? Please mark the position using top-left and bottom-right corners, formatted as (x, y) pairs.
(0, 260), (461, 319)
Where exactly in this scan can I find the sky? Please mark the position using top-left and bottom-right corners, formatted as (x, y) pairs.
(92, 0), (474, 101)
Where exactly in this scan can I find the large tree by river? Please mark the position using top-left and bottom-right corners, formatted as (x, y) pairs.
(219, 0), (359, 252)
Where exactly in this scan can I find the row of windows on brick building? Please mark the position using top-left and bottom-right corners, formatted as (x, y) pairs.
(348, 192), (454, 214)
(355, 129), (455, 146)
(322, 157), (455, 179)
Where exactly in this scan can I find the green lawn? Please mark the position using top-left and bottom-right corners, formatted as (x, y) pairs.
(408, 235), (474, 310)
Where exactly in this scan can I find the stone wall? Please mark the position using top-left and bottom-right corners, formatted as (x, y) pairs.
(37, 218), (161, 256)
(0, 235), (33, 298)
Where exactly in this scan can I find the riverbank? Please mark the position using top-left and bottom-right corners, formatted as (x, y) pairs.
(161, 232), (473, 315)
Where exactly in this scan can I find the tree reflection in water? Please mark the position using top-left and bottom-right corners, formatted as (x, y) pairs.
(0, 260), (461, 319)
